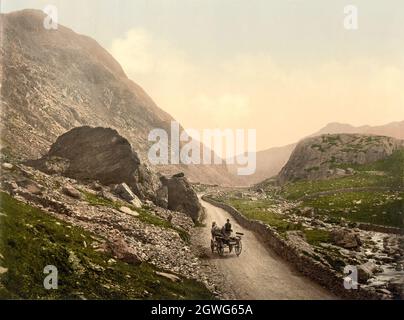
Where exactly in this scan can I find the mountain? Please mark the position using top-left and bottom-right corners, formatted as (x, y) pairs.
(312, 121), (404, 139)
(278, 133), (404, 184)
(237, 120), (404, 186)
(0, 9), (235, 185)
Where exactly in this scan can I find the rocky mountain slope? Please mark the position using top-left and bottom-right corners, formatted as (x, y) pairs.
(0, 9), (234, 185)
(278, 134), (404, 184)
(26, 126), (159, 201)
(0, 125), (233, 299)
(26, 126), (204, 221)
(0, 162), (224, 299)
(237, 121), (404, 186)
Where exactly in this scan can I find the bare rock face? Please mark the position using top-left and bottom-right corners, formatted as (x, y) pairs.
(163, 174), (203, 222)
(0, 9), (235, 186)
(278, 134), (404, 184)
(27, 126), (159, 200)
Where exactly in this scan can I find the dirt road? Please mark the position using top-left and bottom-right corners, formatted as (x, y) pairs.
(200, 198), (335, 299)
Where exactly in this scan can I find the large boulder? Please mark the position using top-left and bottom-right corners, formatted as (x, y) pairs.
(27, 126), (160, 200)
(163, 173), (203, 222)
(331, 229), (362, 250)
(357, 261), (382, 283)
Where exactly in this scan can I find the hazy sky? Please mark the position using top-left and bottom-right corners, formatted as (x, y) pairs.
(3, 0), (404, 151)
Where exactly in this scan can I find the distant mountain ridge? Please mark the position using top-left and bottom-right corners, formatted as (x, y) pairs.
(232, 120), (404, 186)
(278, 133), (404, 184)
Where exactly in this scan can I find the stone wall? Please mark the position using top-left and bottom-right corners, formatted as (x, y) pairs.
(356, 222), (403, 235)
(202, 195), (384, 300)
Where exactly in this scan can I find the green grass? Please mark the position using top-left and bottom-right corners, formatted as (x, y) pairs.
(281, 173), (394, 200)
(80, 190), (190, 242)
(80, 190), (122, 210)
(281, 150), (404, 200)
(279, 150), (404, 228)
(214, 197), (333, 246)
(301, 191), (404, 228)
(340, 149), (404, 188)
(304, 229), (331, 246)
(0, 192), (212, 299)
(225, 198), (302, 234)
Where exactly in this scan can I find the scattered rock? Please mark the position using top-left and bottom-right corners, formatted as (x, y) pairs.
(119, 206), (139, 217)
(1, 163), (13, 170)
(0, 266), (8, 275)
(130, 197), (143, 209)
(62, 185), (82, 199)
(90, 181), (103, 191)
(334, 168), (346, 176)
(108, 237), (142, 265)
(25, 182), (43, 195)
(346, 168), (355, 174)
(331, 229), (362, 249)
(172, 172), (185, 178)
(155, 271), (181, 282)
(357, 261), (381, 283)
(114, 183), (141, 208)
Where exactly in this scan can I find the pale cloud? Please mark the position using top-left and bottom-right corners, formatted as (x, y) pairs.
(190, 94), (251, 127)
(110, 28), (193, 76)
(109, 29), (404, 151)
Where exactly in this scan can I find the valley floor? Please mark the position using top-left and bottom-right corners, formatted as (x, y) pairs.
(197, 198), (334, 299)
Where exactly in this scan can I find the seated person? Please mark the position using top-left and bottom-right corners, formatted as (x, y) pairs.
(211, 221), (221, 239)
(222, 219), (233, 238)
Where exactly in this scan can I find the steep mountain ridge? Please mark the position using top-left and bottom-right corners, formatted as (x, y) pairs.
(236, 120), (404, 185)
(0, 9), (234, 185)
(278, 133), (404, 184)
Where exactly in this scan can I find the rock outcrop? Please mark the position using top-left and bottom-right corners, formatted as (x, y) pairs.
(162, 174), (204, 222)
(27, 126), (204, 221)
(278, 134), (404, 184)
(331, 229), (362, 249)
(27, 126), (159, 200)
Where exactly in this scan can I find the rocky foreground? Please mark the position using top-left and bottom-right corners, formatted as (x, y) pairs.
(0, 126), (233, 299)
(0, 160), (235, 299)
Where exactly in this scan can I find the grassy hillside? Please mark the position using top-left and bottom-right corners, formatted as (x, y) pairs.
(281, 149), (404, 227)
(281, 149), (403, 200)
(0, 192), (213, 299)
(214, 197), (331, 246)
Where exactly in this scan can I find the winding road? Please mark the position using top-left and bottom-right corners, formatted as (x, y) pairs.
(200, 198), (335, 299)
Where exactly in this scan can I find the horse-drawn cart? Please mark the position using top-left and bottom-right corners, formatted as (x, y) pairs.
(211, 232), (243, 256)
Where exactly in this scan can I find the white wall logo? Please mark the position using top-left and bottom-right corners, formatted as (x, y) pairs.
(148, 121), (256, 175)
(43, 5), (58, 30)
(43, 265), (58, 290)
(344, 5), (358, 30)
(343, 265), (358, 290)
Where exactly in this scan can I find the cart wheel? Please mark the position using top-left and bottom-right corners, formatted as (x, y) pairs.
(235, 241), (242, 256)
(210, 239), (215, 253)
(217, 242), (224, 256)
